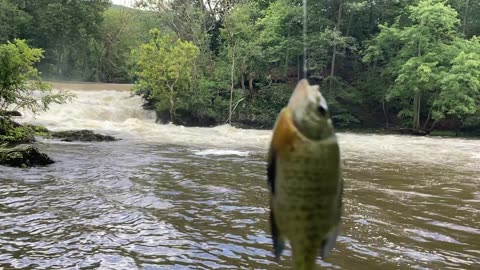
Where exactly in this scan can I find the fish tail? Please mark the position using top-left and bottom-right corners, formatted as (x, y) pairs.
(293, 256), (316, 270)
(292, 244), (317, 270)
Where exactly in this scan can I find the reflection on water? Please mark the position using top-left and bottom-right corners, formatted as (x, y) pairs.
(1, 89), (479, 269)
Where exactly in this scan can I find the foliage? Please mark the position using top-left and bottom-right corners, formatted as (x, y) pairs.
(133, 29), (200, 123)
(1, 0), (479, 133)
(364, 0), (480, 130)
(2, 0), (110, 80)
(0, 0), (31, 43)
(97, 7), (161, 82)
(0, 39), (73, 115)
(0, 118), (35, 146)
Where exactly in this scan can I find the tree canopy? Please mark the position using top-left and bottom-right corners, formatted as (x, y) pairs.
(0, 0), (479, 134)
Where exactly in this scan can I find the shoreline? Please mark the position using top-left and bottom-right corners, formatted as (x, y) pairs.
(46, 81), (134, 92)
(38, 81), (479, 139)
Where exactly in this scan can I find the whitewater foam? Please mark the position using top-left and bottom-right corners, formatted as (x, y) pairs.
(193, 149), (250, 157)
(15, 87), (480, 173)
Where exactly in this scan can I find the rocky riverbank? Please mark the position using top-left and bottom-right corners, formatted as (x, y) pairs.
(0, 118), (118, 168)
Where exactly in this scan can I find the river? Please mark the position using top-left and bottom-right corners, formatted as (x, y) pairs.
(1, 84), (479, 269)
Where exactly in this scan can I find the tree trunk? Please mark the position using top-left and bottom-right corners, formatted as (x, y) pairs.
(169, 86), (175, 123)
(241, 73), (245, 90)
(58, 42), (65, 77)
(240, 64), (247, 91)
(422, 106), (433, 131)
(297, 55), (300, 81)
(285, 24), (290, 78)
(228, 43), (236, 125)
(345, 10), (353, 37)
(249, 72), (255, 102)
(330, 0), (343, 90)
(463, 0), (470, 35)
(382, 97), (389, 129)
(413, 92), (421, 130)
(414, 40), (423, 130)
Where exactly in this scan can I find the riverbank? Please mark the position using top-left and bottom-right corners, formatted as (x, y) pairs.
(0, 118), (119, 167)
(335, 127), (480, 139)
(47, 81), (133, 91)
(35, 81), (480, 139)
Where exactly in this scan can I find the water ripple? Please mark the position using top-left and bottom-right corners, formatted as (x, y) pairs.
(1, 134), (479, 269)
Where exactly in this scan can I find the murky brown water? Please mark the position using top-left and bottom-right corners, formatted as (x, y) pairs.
(1, 85), (479, 269)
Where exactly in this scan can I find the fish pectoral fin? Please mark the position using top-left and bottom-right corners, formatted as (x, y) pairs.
(320, 226), (339, 259)
(270, 207), (284, 260)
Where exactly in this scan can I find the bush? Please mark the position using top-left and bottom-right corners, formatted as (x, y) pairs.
(0, 39), (72, 145)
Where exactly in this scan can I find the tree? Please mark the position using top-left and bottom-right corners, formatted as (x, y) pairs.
(221, 2), (263, 123)
(9, 0), (110, 80)
(133, 29), (199, 123)
(257, 0), (302, 81)
(0, 39), (72, 116)
(364, 0), (480, 131)
(96, 7), (160, 82)
(0, 0), (31, 43)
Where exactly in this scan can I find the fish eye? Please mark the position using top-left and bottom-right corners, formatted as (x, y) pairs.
(317, 105), (327, 116)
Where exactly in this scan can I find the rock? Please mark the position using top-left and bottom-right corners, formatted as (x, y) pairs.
(397, 128), (430, 136)
(0, 118), (36, 145)
(23, 124), (50, 136)
(0, 145), (54, 167)
(51, 130), (117, 142)
(0, 111), (22, 117)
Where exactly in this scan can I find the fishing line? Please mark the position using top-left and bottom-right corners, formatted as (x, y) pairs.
(303, 0), (307, 79)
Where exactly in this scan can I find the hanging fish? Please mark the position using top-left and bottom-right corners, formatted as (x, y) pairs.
(267, 79), (343, 270)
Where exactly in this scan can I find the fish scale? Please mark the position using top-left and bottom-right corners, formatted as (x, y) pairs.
(273, 135), (340, 269)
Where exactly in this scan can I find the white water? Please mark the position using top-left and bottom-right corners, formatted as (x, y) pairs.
(194, 149), (250, 157)
(16, 89), (480, 172)
(4, 87), (480, 270)
(17, 90), (272, 149)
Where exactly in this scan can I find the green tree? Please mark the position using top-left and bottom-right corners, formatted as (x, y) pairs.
(221, 2), (263, 123)
(9, 0), (110, 80)
(364, 0), (480, 131)
(0, 39), (72, 116)
(0, 0), (31, 43)
(257, 0), (302, 81)
(133, 29), (199, 123)
(96, 7), (160, 82)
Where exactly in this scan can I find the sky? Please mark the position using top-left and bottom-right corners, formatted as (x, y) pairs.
(112, 0), (134, 7)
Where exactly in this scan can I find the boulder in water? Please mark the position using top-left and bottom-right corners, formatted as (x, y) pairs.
(0, 145), (54, 167)
(0, 111), (22, 117)
(397, 128), (430, 136)
(51, 130), (117, 142)
(0, 118), (36, 145)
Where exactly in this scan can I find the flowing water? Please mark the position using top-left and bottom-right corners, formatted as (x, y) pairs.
(1, 85), (479, 269)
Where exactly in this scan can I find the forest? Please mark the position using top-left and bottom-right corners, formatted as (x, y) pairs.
(1, 0), (479, 134)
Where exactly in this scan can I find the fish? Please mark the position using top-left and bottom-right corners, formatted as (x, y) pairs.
(267, 79), (343, 270)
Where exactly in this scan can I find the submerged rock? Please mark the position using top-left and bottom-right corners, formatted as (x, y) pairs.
(0, 145), (54, 167)
(51, 130), (117, 142)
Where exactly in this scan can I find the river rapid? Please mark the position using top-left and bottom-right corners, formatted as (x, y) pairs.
(1, 85), (479, 269)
